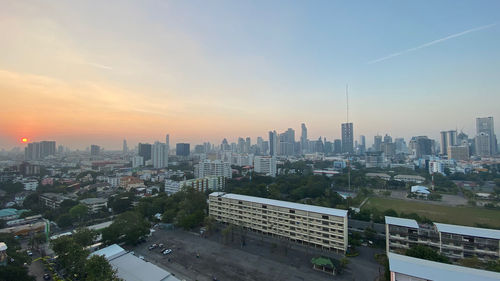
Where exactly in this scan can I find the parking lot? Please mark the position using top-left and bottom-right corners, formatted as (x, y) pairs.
(130, 227), (383, 281)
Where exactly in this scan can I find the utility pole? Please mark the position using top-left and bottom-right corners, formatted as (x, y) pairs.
(346, 84), (351, 192)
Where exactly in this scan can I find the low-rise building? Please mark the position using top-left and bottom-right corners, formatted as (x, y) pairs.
(209, 192), (348, 253)
(393, 174), (425, 183)
(385, 216), (500, 262)
(23, 180), (38, 191)
(366, 173), (391, 181)
(80, 198), (108, 213)
(39, 193), (69, 209)
(180, 176), (225, 192)
(388, 252), (500, 281)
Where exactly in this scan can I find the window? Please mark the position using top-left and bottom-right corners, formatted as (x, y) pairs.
(238, 201), (242, 204)
(289, 210), (295, 214)
(262, 205), (267, 209)
(322, 215), (329, 219)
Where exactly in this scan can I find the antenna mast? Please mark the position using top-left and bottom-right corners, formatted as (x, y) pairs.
(346, 84), (351, 192)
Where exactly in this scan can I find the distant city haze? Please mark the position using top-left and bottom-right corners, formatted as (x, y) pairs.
(0, 1), (499, 150)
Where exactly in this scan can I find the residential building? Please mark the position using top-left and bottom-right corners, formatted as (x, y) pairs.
(440, 130), (457, 155)
(194, 160), (232, 179)
(447, 145), (469, 161)
(122, 139), (128, 154)
(333, 139), (342, 154)
(253, 156), (277, 177)
(152, 142), (168, 169)
(388, 253), (500, 281)
(373, 135), (382, 152)
(475, 132), (491, 157)
(131, 156), (144, 168)
(80, 198), (108, 213)
(24, 141), (56, 160)
(429, 161), (445, 175)
(180, 176), (225, 192)
(278, 128), (295, 156)
(164, 180), (181, 195)
(341, 123), (353, 154)
(300, 123), (308, 154)
(39, 193), (69, 209)
(385, 216), (500, 262)
(409, 136), (433, 158)
(209, 192), (348, 253)
(23, 180), (38, 191)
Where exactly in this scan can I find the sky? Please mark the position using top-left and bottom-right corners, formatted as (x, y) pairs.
(0, 0), (499, 150)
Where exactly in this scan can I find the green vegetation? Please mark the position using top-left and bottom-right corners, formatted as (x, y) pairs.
(406, 245), (450, 263)
(364, 197), (500, 228)
(0, 233), (34, 281)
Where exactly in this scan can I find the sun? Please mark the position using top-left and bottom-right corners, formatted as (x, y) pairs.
(21, 138), (28, 143)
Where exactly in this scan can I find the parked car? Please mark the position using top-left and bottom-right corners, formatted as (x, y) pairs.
(162, 249), (172, 255)
(43, 273), (51, 280)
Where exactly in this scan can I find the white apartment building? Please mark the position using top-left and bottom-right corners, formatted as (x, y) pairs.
(152, 142), (168, 169)
(79, 198), (108, 213)
(164, 180), (181, 195)
(180, 176), (225, 192)
(209, 192), (348, 253)
(132, 156), (144, 168)
(385, 216), (500, 262)
(23, 180), (38, 191)
(253, 156), (277, 177)
(194, 160), (232, 179)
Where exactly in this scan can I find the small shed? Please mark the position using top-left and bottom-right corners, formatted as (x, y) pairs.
(311, 257), (336, 275)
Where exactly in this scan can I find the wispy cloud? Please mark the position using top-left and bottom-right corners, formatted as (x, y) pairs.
(367, 23), (497, 64)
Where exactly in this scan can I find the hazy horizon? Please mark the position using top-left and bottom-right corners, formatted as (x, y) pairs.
(1, 0), (499, 150)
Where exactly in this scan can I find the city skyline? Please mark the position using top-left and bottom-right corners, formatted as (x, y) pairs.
(1, 1), (499, 149)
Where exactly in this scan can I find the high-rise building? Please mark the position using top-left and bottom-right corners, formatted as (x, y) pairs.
(278, 128), (295, 156)
(165, 134), (170, 148)
(409, 136), (433, 158)
(440, 130), (457, 155)
(333, 139), (342, 154)
(341, 123), (353, 153)
(394, 138), (407, 154)
(383, 134), (392, 144)
(90, 145), (100, 156)
(475, 132), (491, 157)
(195, 160), (232, 178)
(448, 145), (469, 161)
(254, 156), (277, 177)
(176, 143), (190, 157)
(132, 156), (144, 168)
(269, 131), (278, 156)
(122, 139), (128, 154)
(245, 137), (251, 153)
(301, 123), (308, 154)
(138, 143), (152, 161)
(25, 141), (56, 160)
(359, 135), (366, 154)
(373, 135), (382, 152)
(476, 117), (497, 155)
(152, 141), (168, 168)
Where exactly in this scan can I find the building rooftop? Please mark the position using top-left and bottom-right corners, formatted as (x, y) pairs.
(92, 244), (179, 281)
(388, 253), (500, 281)
(80, 197), (108, 204)
(210, 192), (348, 217)
(434, 222), (500, 240)
(385, 216), (419, 228)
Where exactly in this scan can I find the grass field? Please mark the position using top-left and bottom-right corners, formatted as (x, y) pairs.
(363, 197), (500, 228)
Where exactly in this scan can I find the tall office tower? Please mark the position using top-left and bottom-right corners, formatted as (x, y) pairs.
(476, 117), (497, 154)
(203, 142), (211, 153)
(301, 123), (308, 153)
(457, 131), (469, 146)
(269, 130), (278, 156)
(359, 135), (366, 154)
(257, 137), (264, 154)
(237, 137), (245, 153)
(409, 136), (433, 158)
(26, 141), (57, 160)
(475, 132), (491, 157)
(152, 141), (168, 168)
(57, 145), (64, 154)
(440, 130), (458, 155)
(25, 142), (40, 160)
(40, 141), (56, 158)
(165, 134), (170, 148)
(90, 145), (100, 156)
(373, 135), (382, 152)
(221, 138), (230, 151)
(176, 143), (190, 157)
(333, 139), (342, 154)
(138, 143), (152, 161)
(123, 139), (128, 154)
(383, 134), (392, 144)
(341, 123), (353, 154)
(245, 137), (251, 153)
(278, 128), (295, 156)
(394, 138), (407, 154)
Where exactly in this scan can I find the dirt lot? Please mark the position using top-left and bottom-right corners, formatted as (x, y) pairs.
(130, 227), (382, 281)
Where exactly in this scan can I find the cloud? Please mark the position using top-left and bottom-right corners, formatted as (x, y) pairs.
(367, 23), (497, 64)
(82, 61), (113, 70)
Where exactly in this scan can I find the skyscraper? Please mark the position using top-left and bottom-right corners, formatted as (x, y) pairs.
(359, 135), (366, 154)
(165, 134), (170, 151)
(138, 143), (152, 161)
(122, 139), (128, 154)
(152, 141), (168, 168)
(333, 139), (342, 154)
(269, 130), (277, 156)
(90, 145), (100, 156)
(475, 132), (491, 157)
(176, 143), (190, 156)
(440, 130), (457, 155)
(373, 135), (382, 152)
(341, 123), (353, 153)
(301, 123), (308, 153)
(278, 128), (295, 156)
(476, 117), (497, 155)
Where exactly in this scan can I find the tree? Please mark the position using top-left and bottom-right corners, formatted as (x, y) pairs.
(0, 233), (34, 281)
(0, 181), (24, 194)
(406, 245), (449, 263)
(51, 236), (89, 279)
(102, 211), (149, 245)
(69, 204), (88, 222)
(73, 228), (98, 247)
(84, 255), (120, 281)
(56, 213), (73, 228)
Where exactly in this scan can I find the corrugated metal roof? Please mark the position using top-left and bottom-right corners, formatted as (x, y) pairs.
(385, 216), (419, 228)
(434, 223), (500, 240)
(211, 193), (347, 217)
(389, 253), (500, 281)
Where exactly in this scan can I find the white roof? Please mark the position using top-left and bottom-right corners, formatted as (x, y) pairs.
(385, 216), (419, 228)
(91, 244), (179, 281)
(210, 192), (347, 217)
(0, 242), (7, 251)
(389, 253), (500, 281)
(434, 223), (500, 240)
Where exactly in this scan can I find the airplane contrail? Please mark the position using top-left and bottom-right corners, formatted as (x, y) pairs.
(367, 23), (497, 64)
